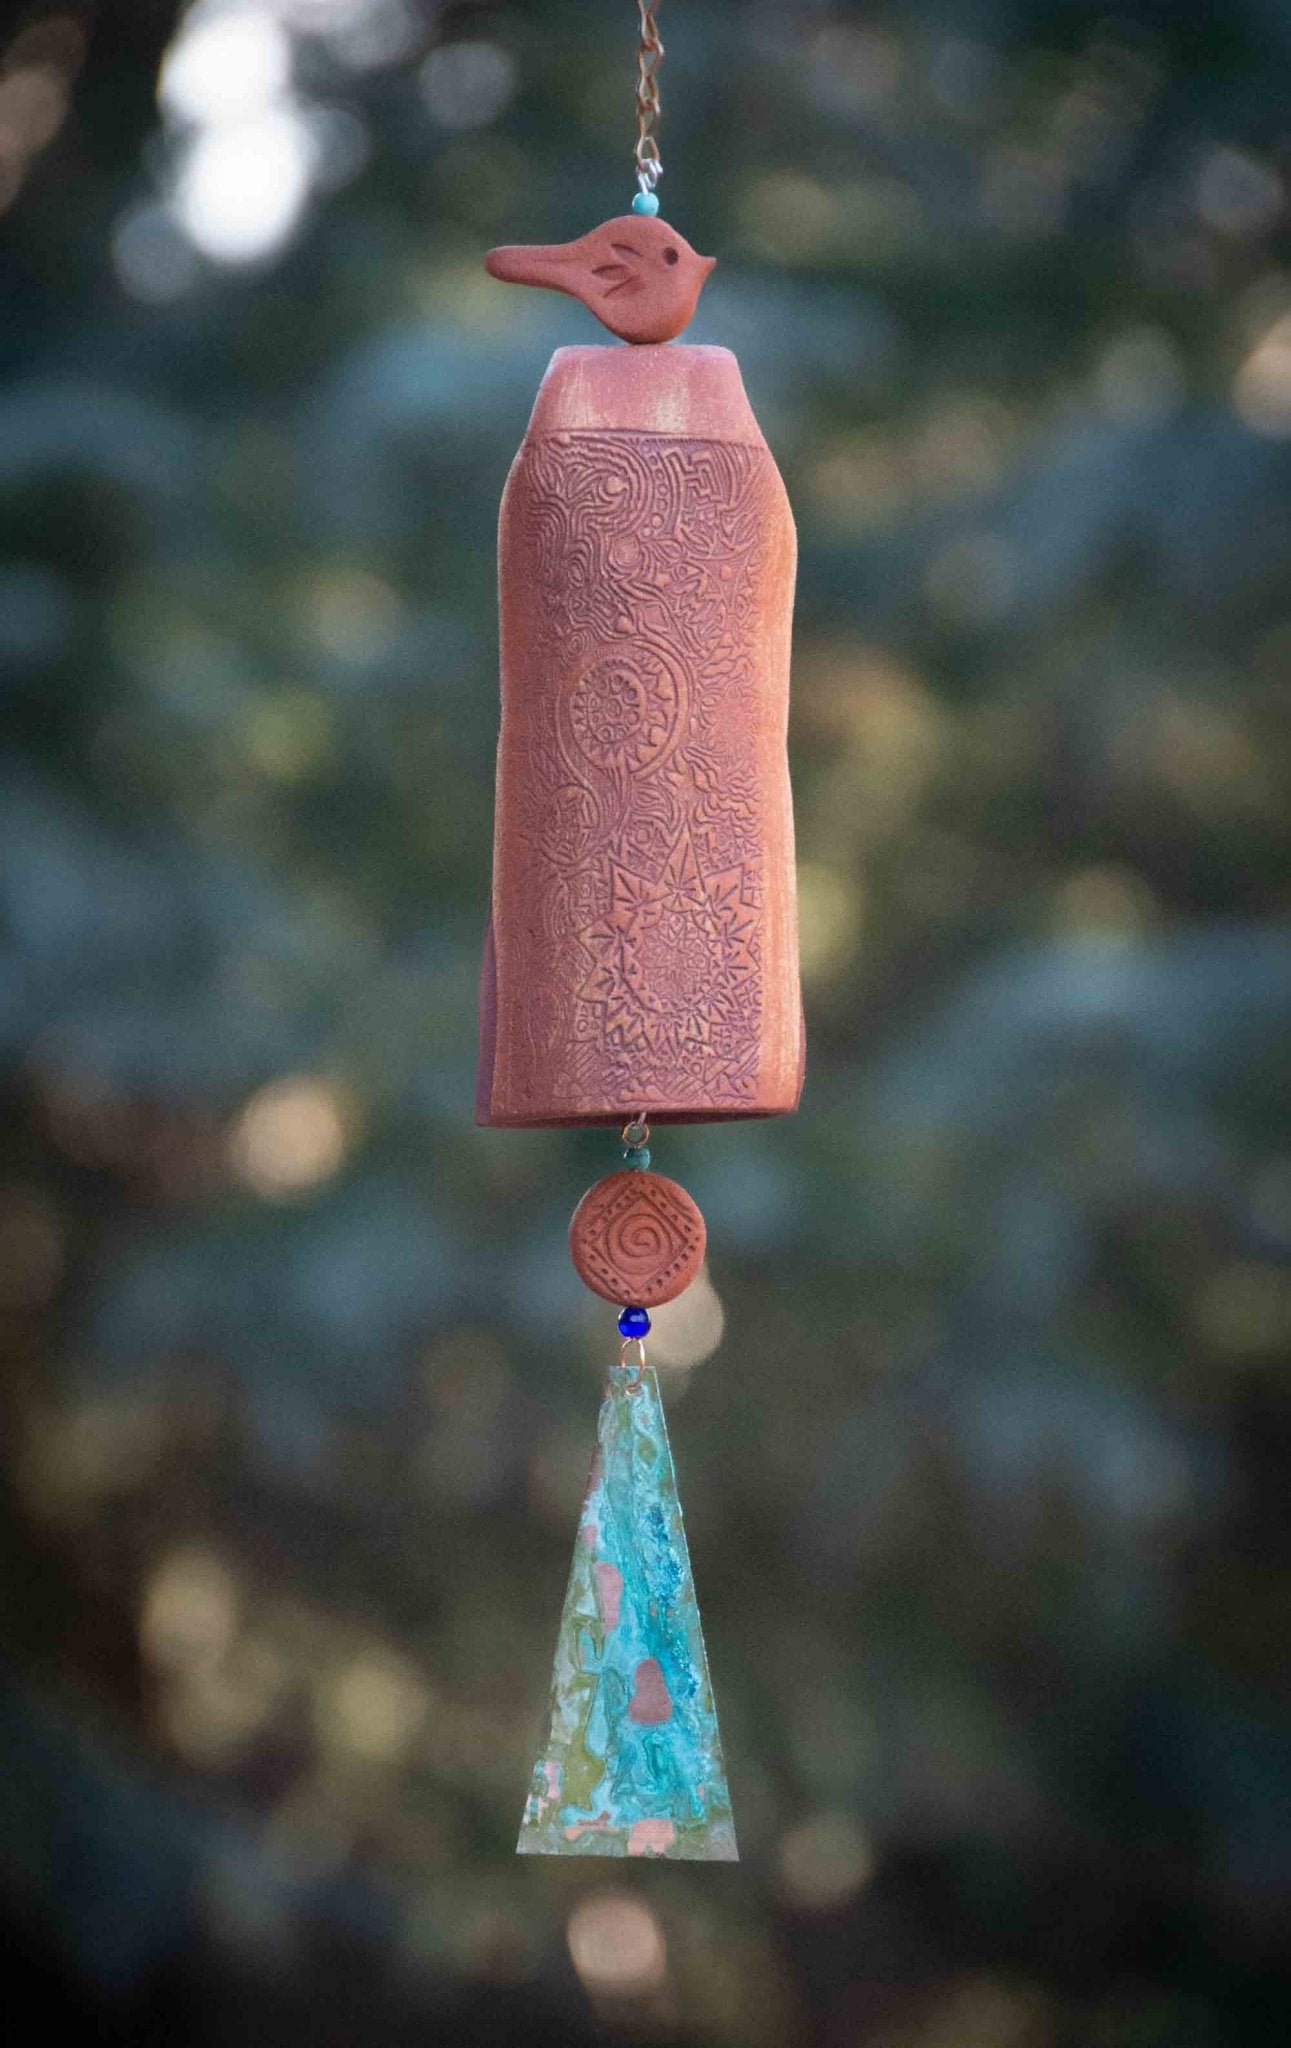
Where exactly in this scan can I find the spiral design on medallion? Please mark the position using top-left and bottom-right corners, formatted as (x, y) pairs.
(569, 1169), (707, 1308)
(610, 1203), (671, 1267)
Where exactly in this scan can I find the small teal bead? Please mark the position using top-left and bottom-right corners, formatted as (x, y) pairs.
(622, 1145), (651, 1171)
(618, 1305), (651, 1339)
(632, 190), (660, 216)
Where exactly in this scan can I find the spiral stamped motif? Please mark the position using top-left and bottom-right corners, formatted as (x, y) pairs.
(569, 1169), (706, 1307)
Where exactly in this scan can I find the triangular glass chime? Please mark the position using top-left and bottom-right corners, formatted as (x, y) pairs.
(518, 1357), (737, 1859)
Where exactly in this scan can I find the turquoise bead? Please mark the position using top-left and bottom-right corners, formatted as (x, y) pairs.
(632, 190), (660, 216)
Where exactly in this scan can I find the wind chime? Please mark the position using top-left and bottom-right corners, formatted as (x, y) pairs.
(478, 3), (801, 1860)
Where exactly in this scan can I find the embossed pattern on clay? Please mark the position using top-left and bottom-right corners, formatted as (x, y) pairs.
(478, 346), (801, 1126)
(570, 1169), (707, 1307)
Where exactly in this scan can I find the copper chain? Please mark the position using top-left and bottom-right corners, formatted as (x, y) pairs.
(634, 1), (664, 192)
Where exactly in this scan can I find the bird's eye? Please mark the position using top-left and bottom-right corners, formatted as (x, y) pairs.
(664, 246), (679, 265)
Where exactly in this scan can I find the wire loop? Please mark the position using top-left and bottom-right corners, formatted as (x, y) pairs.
(618, 1336), (647, 1387)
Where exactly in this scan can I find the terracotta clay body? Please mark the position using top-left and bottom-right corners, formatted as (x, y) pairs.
(485, 217), (716, 345)
(477, 340), (802, 1126)
(569, 1170), (707, 1307)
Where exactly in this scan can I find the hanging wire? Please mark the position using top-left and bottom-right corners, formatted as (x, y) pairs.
(634, 1), (664, 195)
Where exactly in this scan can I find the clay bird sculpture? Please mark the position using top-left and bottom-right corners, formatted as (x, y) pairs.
(485, 214), (716, 344)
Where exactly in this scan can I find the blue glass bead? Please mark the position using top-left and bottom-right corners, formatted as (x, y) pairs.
(618, 1305), (651, 1339)
(622, 1144), (651, 1171)
(632, 190), (660, 216)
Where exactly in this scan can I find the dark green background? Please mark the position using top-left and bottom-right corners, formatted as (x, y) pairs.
(1, 2), (1289, 2043)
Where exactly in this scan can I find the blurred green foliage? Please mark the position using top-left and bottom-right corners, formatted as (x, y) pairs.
(0, 2), (1289, 2044)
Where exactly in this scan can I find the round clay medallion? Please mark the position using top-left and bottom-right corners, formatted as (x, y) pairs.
(569, 1169), (706, 1307)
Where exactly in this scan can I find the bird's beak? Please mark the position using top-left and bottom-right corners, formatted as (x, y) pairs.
(701, 255), (717, 277)
(485, 241), (580, 292)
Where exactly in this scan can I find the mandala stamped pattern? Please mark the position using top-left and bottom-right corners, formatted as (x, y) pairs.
(504, 430), (777, 1115)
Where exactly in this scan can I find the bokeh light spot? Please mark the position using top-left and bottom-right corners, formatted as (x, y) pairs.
(797, 862), (863, 986)
(1153, 698), (1267, 816)
(647, 1263), (725, 1374)
(18, 1398), (164, 1528)
(1234, 312), (1291, 437)
(160, 8), (292, 128)
(304, 566), (405, 661)
(912, 1974), (1053, 2048)
(227, 1076), (353, 1199)
(912, 395), (1011, 499)
(1095, 326), (1186, 422)
(740, 171), (840, 262)
(0, 10), (85, 215)
(418, 41), (516, 132)
(243, 693), (334, 780)
(566, 1890), (667, 1997)
(806, 25), (901, 114)
(0, 62), (69, 153)
(1053, 865), (1156, 942)
(322, 0), (424, 74)
(141, 1550), (240, 1671)
(1193, 1262), (1291, 1358)
(172, 107), (316, 263)
(806, 431), (909, 535)
(321, 1652), (430, 1762)
(160, 1635), (287, 1769)
(777, 1810), (875, 1911)
(112, 202), (204, 301)
(1197, 147), (1282, 239)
